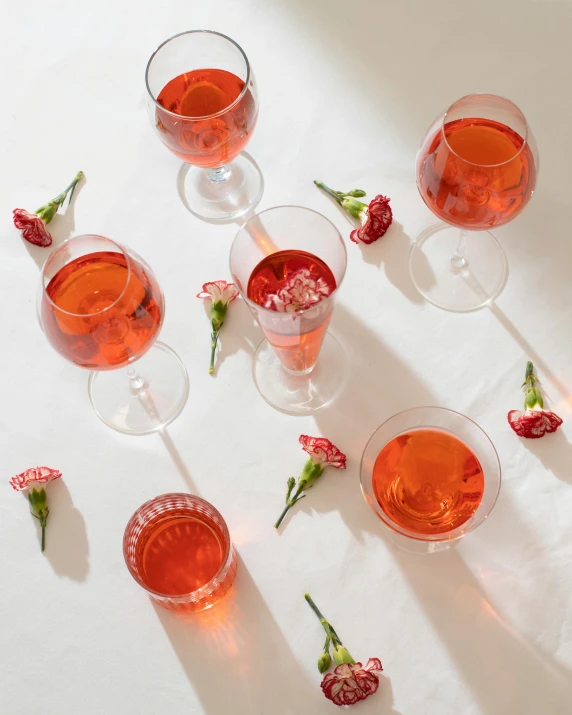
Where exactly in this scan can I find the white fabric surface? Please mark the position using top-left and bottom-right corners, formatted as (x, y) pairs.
(2, 1), (572, 713)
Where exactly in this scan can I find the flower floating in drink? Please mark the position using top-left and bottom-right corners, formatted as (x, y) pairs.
(145, 30), (262, 221)
(230, 206), (347, 414)
(274, 435), (347, 529)
(508, 361), (563, 439)
(361, 407), (501, 551)
(314, 180), (393, 244)
(39, 235), (189, 435)
(10, 467), (62, 551)
(305, 593), (383, 706)
(411, 94), (539, 311)
(123, 493), (237, 613)
(13, 170), (83, 247)
(196, 280), (239, 374)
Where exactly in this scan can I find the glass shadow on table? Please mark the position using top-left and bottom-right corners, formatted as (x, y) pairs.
(305, 304), (572, 712)
(153, 555), (317, 715)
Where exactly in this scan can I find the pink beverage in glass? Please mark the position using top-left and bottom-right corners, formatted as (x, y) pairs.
(123, 494), (237, 613)
(247, 249), (336, 373)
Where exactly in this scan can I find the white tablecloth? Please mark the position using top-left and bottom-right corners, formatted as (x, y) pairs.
(2, 1), (572, 713)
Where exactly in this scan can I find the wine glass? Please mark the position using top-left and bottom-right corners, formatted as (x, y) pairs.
(230, 206), (347, 414)
(360, 407), (501, 553)
(410, 94), (539, 312)
(124, 493), (237, 613)
(38, 235), (189, 435)
(145, 30), (262, 222)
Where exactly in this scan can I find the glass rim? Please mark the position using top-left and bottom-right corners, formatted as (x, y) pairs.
(40, 234), (133, 318)
(441, 93), (530, 168)
(359, 406), (502, 543)
(145, 29), (252, 121)
(122, 492), (233, 600)
(229, 204), (348, 316)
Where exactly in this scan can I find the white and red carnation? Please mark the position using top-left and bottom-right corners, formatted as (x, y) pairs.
(350, 195), (393, 245)
(196, 279), (239, 305)
(508, 410), (563, 439)
(299, 435), (347, 469)
(264, 269), (332, 313)
(321, 659), (383, 706)
(10, 466), (62, 492)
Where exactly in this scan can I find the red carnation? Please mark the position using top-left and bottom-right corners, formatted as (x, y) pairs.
(349, 195), (393, 244)
(13, 171), (83, 248)
(314, 180), (393, 245)
(13, 209), (53, 247)
(507, 362), (562, 439)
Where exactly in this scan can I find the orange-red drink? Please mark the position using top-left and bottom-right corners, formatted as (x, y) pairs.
(124, 494), (237, 614)
(155, 68), (257, 167)
(372, 428), (484, 535)
(417, 117), (535, 230)
(42, 251), (163, 370)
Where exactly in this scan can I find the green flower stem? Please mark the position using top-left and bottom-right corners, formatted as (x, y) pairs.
(28, 488), (49, 552)
(36, 171), (84, 223)
(522, 361), (543, 409)
(54, 170), (84, 207)
(209, 328), (220, 375)
(314, 180), (344, 205)
(274, 486), (305, 529)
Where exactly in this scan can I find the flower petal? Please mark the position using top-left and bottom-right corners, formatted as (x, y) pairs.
(196, 280), (239, 305)
(13, 209), (52, 247)
(9, 467), (62, 492)
(299, 435), (347, 469)
(508, 409), (563, 439)
(350, 195), (392, 245)
(263, 268), (332, 313)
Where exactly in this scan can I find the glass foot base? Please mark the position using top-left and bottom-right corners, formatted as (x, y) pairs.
(88, 342), (190, 435)
(183, 153), (263, 221)
(252, 333), (347, 415)
(409, 224), (508, 312)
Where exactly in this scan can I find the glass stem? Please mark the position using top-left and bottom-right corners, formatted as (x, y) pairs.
(126, 366), (146, 395)
(207, 165), (231, 183)
(451, 229), (468, 270)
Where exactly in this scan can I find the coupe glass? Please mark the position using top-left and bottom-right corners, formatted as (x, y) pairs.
(124, 493), (237, 614)
(230, 206), (347, 414)
(360, 407), (501, 553)
(145, 30), (262, 221)
(411, 94), (538, 312)
(38, 235), (189, 435)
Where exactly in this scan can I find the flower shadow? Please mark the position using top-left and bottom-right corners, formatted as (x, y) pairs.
(22, 177), (85, 270)
(358, 220), (426, 305)
(211, 300), (260, 376)
(520, 428), (572, 485)
(42, 478), (89, 581)
(152, 554), (319, 715)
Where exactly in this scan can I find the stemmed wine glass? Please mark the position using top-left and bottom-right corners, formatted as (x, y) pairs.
(410, 94), (538, 312)
(230, 206), (347, 415)
(38, 235), (189, 435)
(145, 30), (262, 221)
